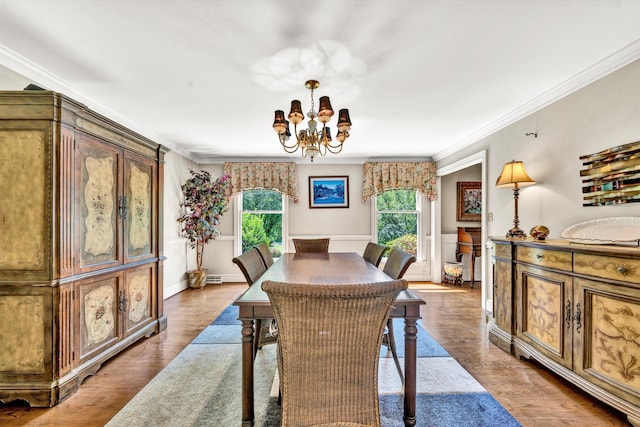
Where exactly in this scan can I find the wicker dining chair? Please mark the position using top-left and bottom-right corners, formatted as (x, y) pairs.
(254, 242), (274, 269)
(381, 248), (416, 384)
(232, 248), (266, 286)
(382, 248), (416, 280)
(362, 242), (387, 267)
(232, 248), (276, 354)
(262, 279), (408, 427)
(292, 238), (330, 253)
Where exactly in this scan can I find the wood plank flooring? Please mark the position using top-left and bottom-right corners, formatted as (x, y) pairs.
(0, 282), (631, 426)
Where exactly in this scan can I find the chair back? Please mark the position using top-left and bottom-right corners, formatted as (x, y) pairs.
(382, 248), (416, 279)
(362, 242), (387, 267)
(254, 242), (274, 269)
(292, 238), (330, 253)
(262, 279), (408, 427)
(232, 248), (267, 286)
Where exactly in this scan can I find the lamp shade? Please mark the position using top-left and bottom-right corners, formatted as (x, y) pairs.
(337, 109), (351, 132)
(496, 161), (536, 188)
(317, 96), (334, 123)
(288, 100), (304, 125)
(273, 110), (287, 134)
(322, 126), (332, 142)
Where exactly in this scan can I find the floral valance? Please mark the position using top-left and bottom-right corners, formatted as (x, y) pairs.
(223, 162), (299, 202)
(362, 161), (438, 201)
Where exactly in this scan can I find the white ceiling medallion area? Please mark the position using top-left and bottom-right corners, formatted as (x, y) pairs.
(250, 39), (366, 104)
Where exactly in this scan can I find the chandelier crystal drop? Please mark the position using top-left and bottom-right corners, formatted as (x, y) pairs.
(272, 79), (351, 162)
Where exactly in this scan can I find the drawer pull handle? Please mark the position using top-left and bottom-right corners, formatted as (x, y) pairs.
(574, 303), (582, 333)
(118, 195), (129, 220)
(565, 300), (571, 330)
(616, 265), (627, 274)
(536, 254), (544, 259)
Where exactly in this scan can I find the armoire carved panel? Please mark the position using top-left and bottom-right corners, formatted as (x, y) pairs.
(0, 90), (167, 407)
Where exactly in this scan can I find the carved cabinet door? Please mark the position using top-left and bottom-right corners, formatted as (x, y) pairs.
(516, 264), (573, 369)
(493, 257), (513, 334)
(0, 123), (52, 281)
(573, 278), (640, 403)
(77, 272), (121, 363)
(123, 151), (157, 263)
(75, 135), (123, 274)
(122, 263), (156, 337)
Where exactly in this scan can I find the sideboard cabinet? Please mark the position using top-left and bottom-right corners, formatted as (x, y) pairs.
(489, 237), (640, 425)
(0, 91), (167, 406)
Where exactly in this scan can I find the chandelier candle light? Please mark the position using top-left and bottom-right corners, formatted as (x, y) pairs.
(272, 79), (351, 162)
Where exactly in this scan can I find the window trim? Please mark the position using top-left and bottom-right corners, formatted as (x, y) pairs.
(372, 189), (424, 260)
(234, 190), (287, 257)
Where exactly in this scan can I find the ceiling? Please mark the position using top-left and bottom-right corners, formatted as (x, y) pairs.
(1, 0), (640, 164)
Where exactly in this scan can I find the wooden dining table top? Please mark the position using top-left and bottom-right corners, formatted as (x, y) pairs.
(234, 252), (425, 307)
(233, 251), (425, 427)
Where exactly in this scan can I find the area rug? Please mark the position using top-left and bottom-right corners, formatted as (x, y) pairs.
(106, 305), (522, 427)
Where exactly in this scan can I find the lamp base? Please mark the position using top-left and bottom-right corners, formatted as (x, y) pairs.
(506, 227), (527, 239)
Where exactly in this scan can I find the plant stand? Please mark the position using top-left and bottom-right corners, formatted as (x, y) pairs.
(442, 261), (464, 286)
(188, 270), (207, 289)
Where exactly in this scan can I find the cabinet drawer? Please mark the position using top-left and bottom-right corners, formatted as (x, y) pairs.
(574, 253), (640, 284)
(516, 246), (572, 272)
(494, 243), (511, 259)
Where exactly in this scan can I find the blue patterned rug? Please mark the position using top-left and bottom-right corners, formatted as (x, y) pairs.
(107, 305), (522, 427)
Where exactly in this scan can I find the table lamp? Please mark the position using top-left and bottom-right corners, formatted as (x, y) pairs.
(496, 160), (536, 238)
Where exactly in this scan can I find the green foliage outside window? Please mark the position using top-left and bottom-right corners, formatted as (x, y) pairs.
(241, 214), (269, 252)
(376, 189), (416, 210)
(376, 189), (417, 255)
(241, 189), (283, 256)
(242, 190), (282, 210)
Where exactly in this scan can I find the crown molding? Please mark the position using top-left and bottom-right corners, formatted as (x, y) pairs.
(433, 38), (640, 162)
(5, 37), (640, 166)
(193, 155), (434, 165)
(0, 44), (200, 160)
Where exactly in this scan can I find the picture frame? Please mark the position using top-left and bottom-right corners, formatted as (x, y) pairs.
(456, 181), (481, 221)
(309, 176), (349, 208)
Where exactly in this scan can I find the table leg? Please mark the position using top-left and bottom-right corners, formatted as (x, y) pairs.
(241, 319), (255, 427)
(403, 317), (418, 427)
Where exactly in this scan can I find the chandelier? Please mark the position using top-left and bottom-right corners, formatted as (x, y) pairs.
(272, 79), (351, 162)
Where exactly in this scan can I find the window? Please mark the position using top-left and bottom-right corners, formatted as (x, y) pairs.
(375, 189), (420, 257)
(239, 189), (284, 258)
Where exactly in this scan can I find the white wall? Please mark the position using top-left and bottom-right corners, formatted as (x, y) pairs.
(439, 58), (640, 240)
(436, 58), (640, 311)
(167, 58), (640, 295)
(163, 151), (199, 297)
(178, 162), (432, 285)
(7, 57), (638, 299)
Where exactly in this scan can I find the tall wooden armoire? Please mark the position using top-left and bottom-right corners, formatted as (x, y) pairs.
(0, 91), (167, 407)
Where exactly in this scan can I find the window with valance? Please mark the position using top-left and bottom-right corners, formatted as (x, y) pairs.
(223, 162), (299, 202)
(362, 161), (438, 201)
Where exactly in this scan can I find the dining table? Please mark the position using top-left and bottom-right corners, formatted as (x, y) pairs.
(233, 252), (426, 427)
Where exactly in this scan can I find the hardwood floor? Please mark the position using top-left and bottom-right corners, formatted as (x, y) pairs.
(0, 282), (631, 426)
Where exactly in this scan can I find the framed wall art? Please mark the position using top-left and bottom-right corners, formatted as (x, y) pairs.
(580, 140), (640, 206)
(309, 176), (349, 208)
(457, 181), (481, 221)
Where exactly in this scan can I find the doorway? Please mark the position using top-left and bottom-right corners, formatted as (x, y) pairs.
(430, 150), (489, 310)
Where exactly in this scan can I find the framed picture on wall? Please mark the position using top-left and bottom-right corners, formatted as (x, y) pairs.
(309, 176), (349, 208)
(457, 181), (481, 221)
